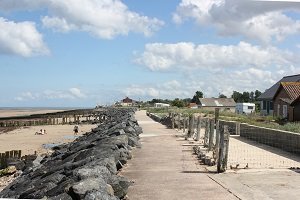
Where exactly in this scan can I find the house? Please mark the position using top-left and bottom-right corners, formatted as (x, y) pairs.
(258, 74), (300, 115)
(198, 98), (236, 112)
(154, 103), (170, 108)
(236, 103), (255, 114)
(273, 82), (300, 121)
(188, 103), (198, 109)
(120, 97), (136, 107)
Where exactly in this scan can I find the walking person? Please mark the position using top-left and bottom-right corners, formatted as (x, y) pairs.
(73, 125), (79, 135)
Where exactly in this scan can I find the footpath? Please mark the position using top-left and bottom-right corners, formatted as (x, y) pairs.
(121, 110), (300, 200)
(121, 111), (238, 200)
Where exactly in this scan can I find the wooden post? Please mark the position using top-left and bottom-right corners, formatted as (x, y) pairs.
(215, 120), (220, 160)
(171, 113), (175, 129)
(177, 114), (181, 130)
(217, 125), (230, 173)
(215, 108), (220, 124)
(188, 114), (194, 138)
(208, 119), (214, 151)
(236, 122), (240, 135)
(183, 116), (186, 133)
(196, 115), (201, 141)
(204, 119), (209, 147)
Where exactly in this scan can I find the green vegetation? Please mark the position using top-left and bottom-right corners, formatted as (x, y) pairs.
(146, 107), (300, 133)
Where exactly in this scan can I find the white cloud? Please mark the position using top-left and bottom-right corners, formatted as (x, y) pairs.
(69, 88), (86, 98)
(0, 17), (49, 57)
(123, 65), (300, 101)
(0, 0), (164, 39)
(15, 88), (86, 101)
(135, 42), (296, 71)
(173, 0), (300, 43)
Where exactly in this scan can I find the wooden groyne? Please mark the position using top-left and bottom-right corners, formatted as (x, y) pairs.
(0, 109), (108, 128)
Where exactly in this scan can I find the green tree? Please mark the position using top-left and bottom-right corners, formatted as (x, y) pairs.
(191, 91), (203, 103)
(231, 91), (243, 102)
(171, 98), (185, 108)
(218, 94), (227, 98)
(254, 90), (262, 101)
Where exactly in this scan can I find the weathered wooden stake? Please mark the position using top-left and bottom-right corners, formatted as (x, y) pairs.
(215, 108), (220, 123)
(215, 120), (220, 160)
(236, 122), (240, 135)
(208, 119), (214, 151)
(178, 114), (181, 129)
(217, 125), (230, 173)
(188, 114), (194, 138)
(171, 113), (175, 129)
(195, 116), (201, 141)
(204, 119), (209, 147)
(183, 116), (186, 133)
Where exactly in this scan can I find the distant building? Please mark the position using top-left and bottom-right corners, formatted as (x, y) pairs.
(236, 103), (255, 114)
(258, 74), (300, 115)
(188, 103), (198, 109)
(154, 103), (170, 108)
(198, 98), (236, 112)
(273, 82), (300, 121)
(119, 97), (138, 107)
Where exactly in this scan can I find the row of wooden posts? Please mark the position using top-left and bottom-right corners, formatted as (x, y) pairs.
(0, 115), (96, 128)
(0, 150), (22, 169)
(169, 109), (230, 173)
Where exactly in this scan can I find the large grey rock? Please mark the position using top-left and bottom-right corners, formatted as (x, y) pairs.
(70, 178), (111, 199)
(109, 175), (132, 199)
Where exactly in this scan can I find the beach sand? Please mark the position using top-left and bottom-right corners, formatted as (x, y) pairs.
(0, 109), (97, 156)
(0, 109), (67, 118)
(0, 124), (97, 156)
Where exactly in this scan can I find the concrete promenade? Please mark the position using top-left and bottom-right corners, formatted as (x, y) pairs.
(121, 111), (237, 200)
(121, 110), (300, 200)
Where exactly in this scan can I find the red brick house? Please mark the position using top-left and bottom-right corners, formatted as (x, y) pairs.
(273, 82), (300, 121)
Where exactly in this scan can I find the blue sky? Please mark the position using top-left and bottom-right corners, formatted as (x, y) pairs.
(0, 0), (300, 107)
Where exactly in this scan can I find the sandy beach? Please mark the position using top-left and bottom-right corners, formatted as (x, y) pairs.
(0, 109), (68, 118)
(0, 109), (97, 156)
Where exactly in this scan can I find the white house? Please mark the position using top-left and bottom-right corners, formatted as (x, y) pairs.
(154, 103), (170, 108)
(236, 103), (255, 114)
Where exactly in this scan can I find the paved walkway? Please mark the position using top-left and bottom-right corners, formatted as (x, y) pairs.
(121, 111), (237, 200)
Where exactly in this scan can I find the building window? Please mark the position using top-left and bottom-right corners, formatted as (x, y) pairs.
(270, 101), (274, 110)
(248, 106), (254, 110)
(263, 101), (267, 110)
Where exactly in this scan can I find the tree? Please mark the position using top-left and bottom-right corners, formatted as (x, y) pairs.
(250, 91), (254, 102)
(232, 91), (243, 102)
(254, 90), (262, 101)
(242, 92), (250, 102)
(219, 94), (227, 98)
(191, 91), (203, 103)
(171, 98), (185, 108)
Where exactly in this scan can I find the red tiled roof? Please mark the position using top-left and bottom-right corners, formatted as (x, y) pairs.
(281, 82), (300, 102)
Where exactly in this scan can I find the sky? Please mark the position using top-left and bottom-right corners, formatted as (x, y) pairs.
(1, 0), (300, 107)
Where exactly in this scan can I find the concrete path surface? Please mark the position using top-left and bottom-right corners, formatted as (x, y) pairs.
(121, 111), (238, 200)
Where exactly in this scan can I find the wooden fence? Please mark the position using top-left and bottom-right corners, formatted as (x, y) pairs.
(0, 150), (22, 169)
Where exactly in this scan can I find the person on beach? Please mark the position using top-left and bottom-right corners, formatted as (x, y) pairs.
(73, 125), (79, 135)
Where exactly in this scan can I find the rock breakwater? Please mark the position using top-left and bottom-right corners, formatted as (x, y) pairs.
(0, 108), (142, 200)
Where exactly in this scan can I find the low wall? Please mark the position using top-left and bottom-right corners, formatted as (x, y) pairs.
(219, 120), (238, 135)
(240, 123), (300, 155)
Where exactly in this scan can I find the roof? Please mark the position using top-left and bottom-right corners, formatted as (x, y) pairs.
(199, 98), (236, 107)
(258, 74), (300, 100)
(274, 82), (300, 105)
(281, 82), (300, 101)
(122, 97), (133, 103)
